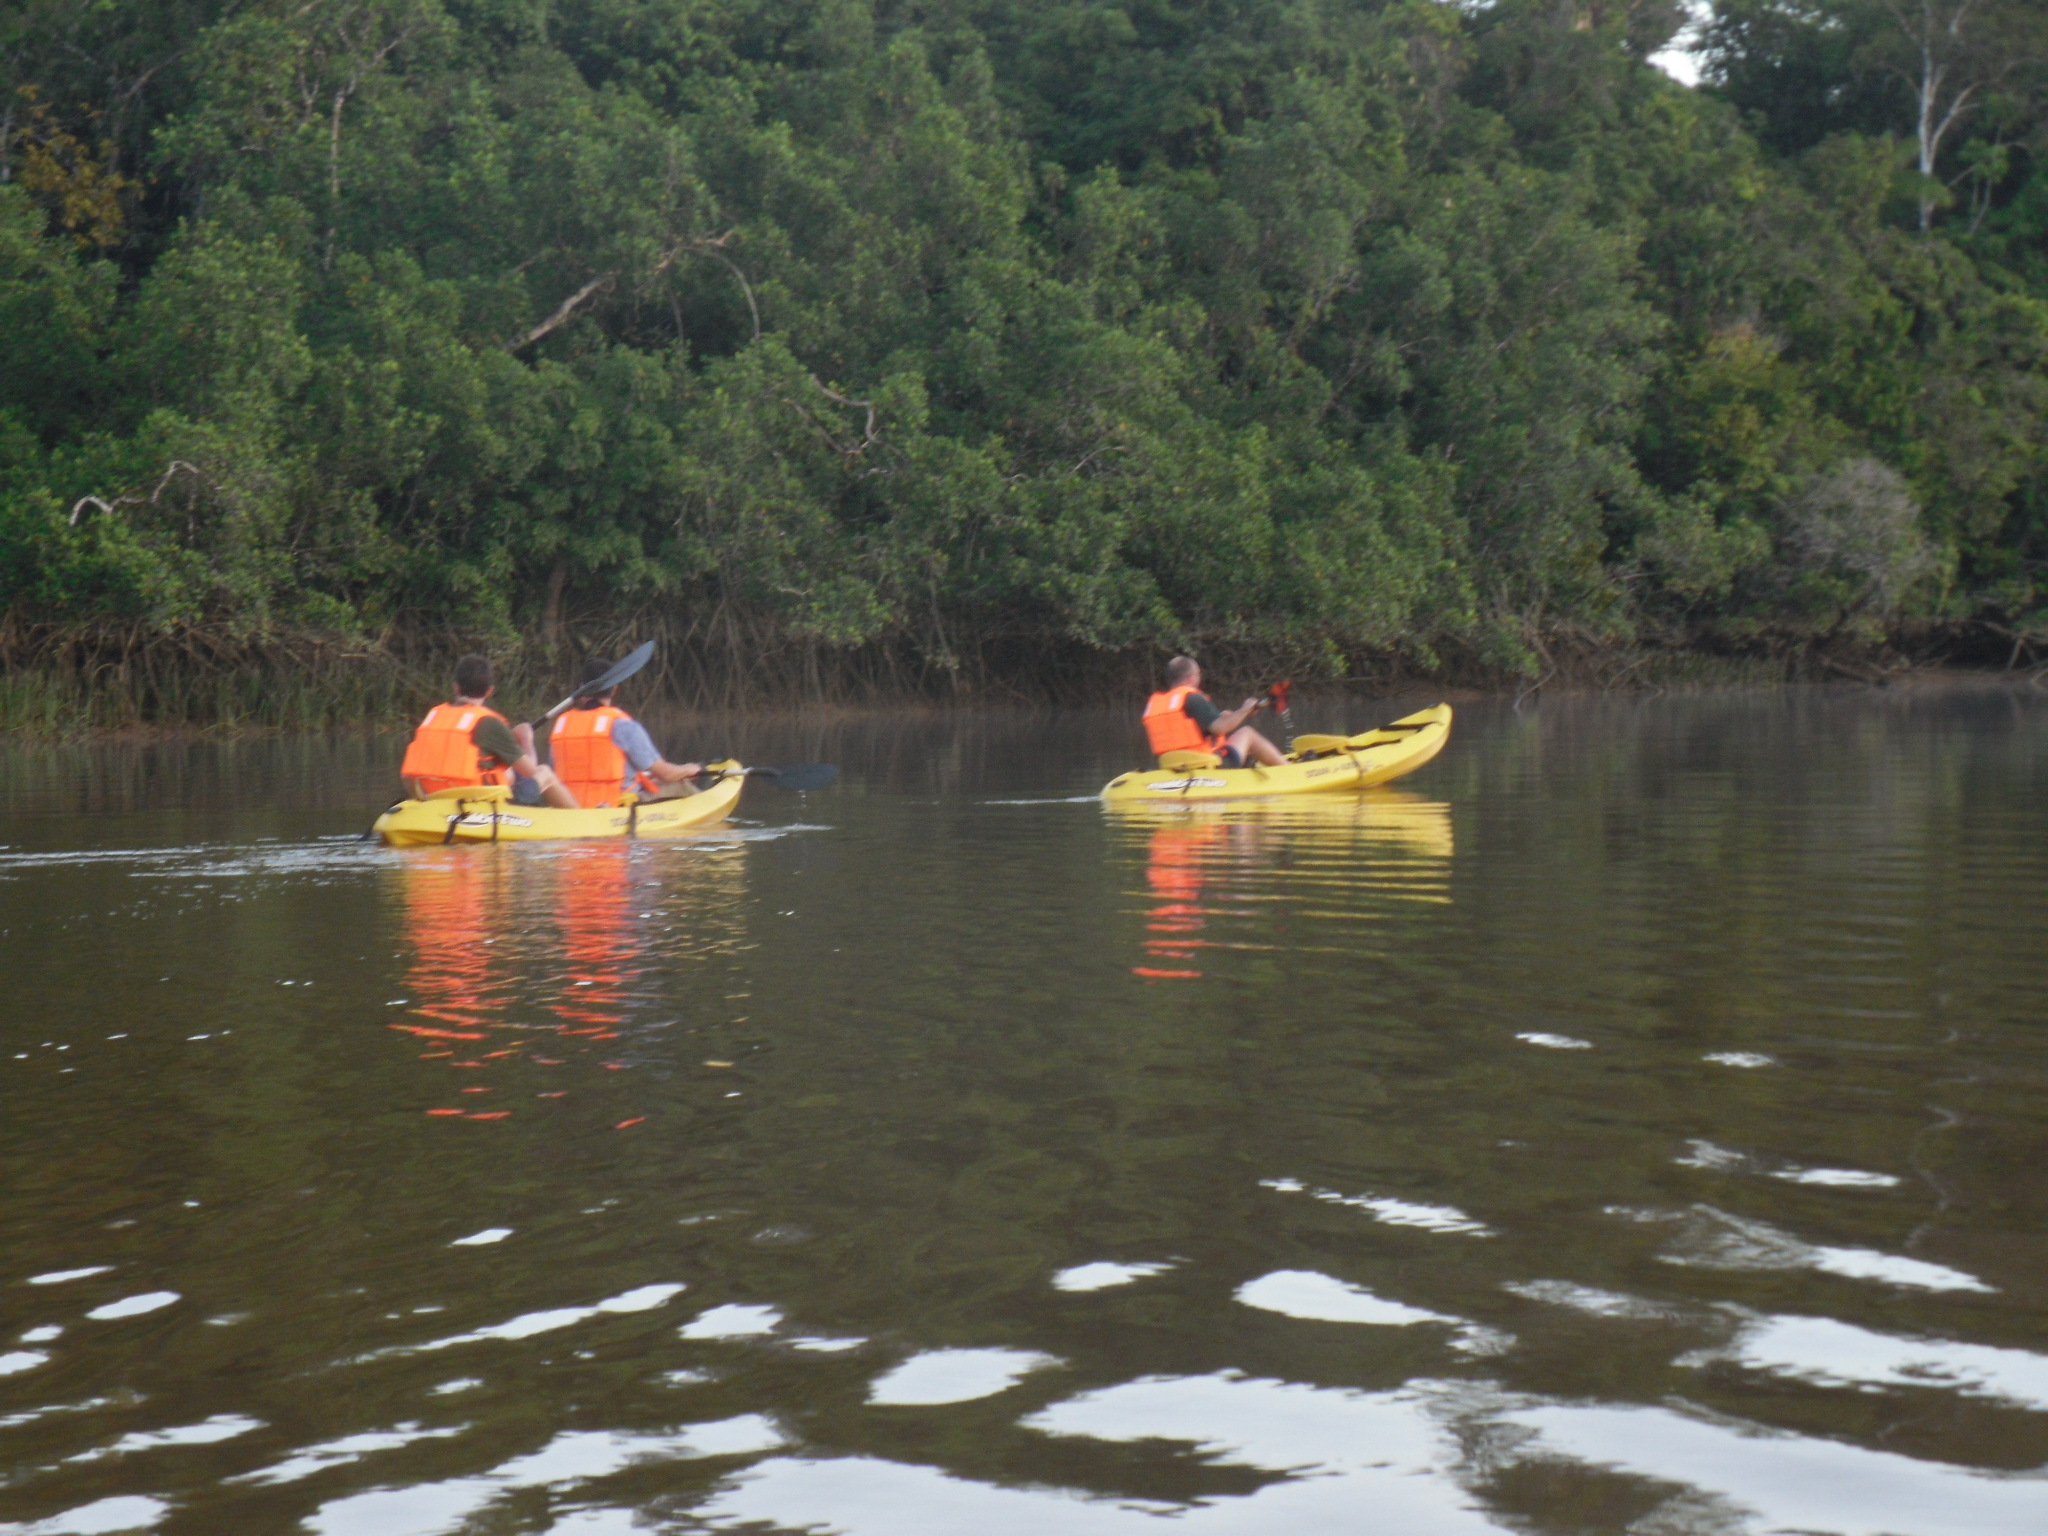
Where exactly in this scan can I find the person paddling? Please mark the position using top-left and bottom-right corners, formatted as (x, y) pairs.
(400, 654), (577, 807)
(548, 657), (704, 807)
(1142, 656), (1287, 768)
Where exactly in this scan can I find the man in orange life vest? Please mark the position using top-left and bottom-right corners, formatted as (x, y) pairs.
(1142, 656), (1287, 768)
(547, 657), (704, 807)
(399, 654), (576, 807)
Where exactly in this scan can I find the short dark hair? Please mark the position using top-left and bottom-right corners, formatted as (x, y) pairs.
(453, 654), (493, 696)
(574, 656), (615, 708)
(1164, 655), (1198, 685)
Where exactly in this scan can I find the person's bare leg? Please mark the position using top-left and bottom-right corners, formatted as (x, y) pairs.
(534, 765), (579, 809)
(1228, 726), (1287, 767)
(507, 722), (578, 806)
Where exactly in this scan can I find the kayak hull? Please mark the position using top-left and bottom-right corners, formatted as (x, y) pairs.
(1101, 704), (1452, 802)
(374, 773), (744, 846)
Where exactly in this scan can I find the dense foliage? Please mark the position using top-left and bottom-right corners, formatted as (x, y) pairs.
(3, 0), (2047, 708)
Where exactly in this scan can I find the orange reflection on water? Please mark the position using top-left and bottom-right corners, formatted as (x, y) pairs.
(394, 853), (511, 1043)
(1135, 820), (1231, 978)
(387, 841), (754, 1128)
(552, 845), (634, 1040)
(391, 852), (521, 1117)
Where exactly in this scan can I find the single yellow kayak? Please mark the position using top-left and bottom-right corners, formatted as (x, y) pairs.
(374, 771), (744, 847)
(1101, 704), (1452, 802)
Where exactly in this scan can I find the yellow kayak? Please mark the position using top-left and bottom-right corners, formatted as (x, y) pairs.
(374, 770), (744, 847)
(1101, 704), (1452, 802)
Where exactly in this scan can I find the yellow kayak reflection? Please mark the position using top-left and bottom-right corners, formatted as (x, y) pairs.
(1111, 791), (1454, 981)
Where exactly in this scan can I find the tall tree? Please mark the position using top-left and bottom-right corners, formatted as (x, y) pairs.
(1866, 0), (2048, 231)
(1704, 0), (2048, 231)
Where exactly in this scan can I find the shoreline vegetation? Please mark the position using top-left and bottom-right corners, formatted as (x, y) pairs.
(2, 638), (2038, 743)
(4, 2), (2047, 736)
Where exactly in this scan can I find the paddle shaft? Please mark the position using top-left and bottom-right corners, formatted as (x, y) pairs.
(1264, 679), (1295, 750)
(637, 764), (838, 803)
(699, 763), (839, 792)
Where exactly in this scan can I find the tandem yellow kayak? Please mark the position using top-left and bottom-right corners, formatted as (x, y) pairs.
(374, 770), (744, 847)
(1101, 704), (1452, 802)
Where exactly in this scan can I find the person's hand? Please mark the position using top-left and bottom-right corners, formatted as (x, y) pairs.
(678, 762), (704, 779)
(1241, 696), (1262, 712)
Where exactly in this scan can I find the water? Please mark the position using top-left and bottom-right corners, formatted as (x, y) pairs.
(2, 684), (2045, 1535)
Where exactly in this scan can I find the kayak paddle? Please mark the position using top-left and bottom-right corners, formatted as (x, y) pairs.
(1265, 679), (1295, 750)
(638, 762), (838, 804)
(541, 640), (656, 722)
(705, 762), (840, 791)
(360, 799), (402, 842)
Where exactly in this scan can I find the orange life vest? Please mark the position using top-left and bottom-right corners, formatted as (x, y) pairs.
(1142, 686), (1224, 758)
(400, 702), (516, 795)
(551, 705), (634, 807)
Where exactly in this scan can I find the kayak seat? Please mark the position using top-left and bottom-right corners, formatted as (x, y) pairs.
(1288, 734), (1351, 755)
(1158, 750), (1222, 771)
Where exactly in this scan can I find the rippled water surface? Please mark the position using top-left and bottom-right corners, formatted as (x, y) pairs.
(2, 684), (2046, 1535)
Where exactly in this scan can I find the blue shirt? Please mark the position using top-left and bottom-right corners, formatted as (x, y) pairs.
(609, 717), (662, 792)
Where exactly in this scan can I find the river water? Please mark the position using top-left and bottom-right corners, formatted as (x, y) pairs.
(1, 683), (2044, 1536)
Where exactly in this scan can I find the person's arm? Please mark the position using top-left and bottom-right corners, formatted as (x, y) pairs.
(472, 716), (533, 776)
(612, 719), (702, 787)
(1205, 696), (1265, 736)
(473, 715), (578, 808)
(1187, 696), (1261, 741)
(1184, 691), (1262, 739)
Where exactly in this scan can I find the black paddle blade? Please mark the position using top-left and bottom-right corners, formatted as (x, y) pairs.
(750, 763), (839, 791)
(591, 640), (656, 694)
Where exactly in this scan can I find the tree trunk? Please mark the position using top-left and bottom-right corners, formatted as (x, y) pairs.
(543, 558), (568, 653)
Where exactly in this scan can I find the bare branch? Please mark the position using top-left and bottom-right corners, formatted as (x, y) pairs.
(69, 460), (211, 526)
(777, 375), (881, 459)
(696, 244), (760, 340)
(633, 229), (762, 339)
(647, 243), (685, 282)
(1928, 81), (1978, 154)
(810, 375), (878, 449)
(508, 273), (614, 351)
(321, 18), (428, 267)
(147, 460), (208, 502)
(779, 398), (852, 456)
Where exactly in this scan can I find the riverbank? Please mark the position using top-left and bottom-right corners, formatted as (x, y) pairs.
(2, 634), (2037, 742)
(14, 599), (2048, 741)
